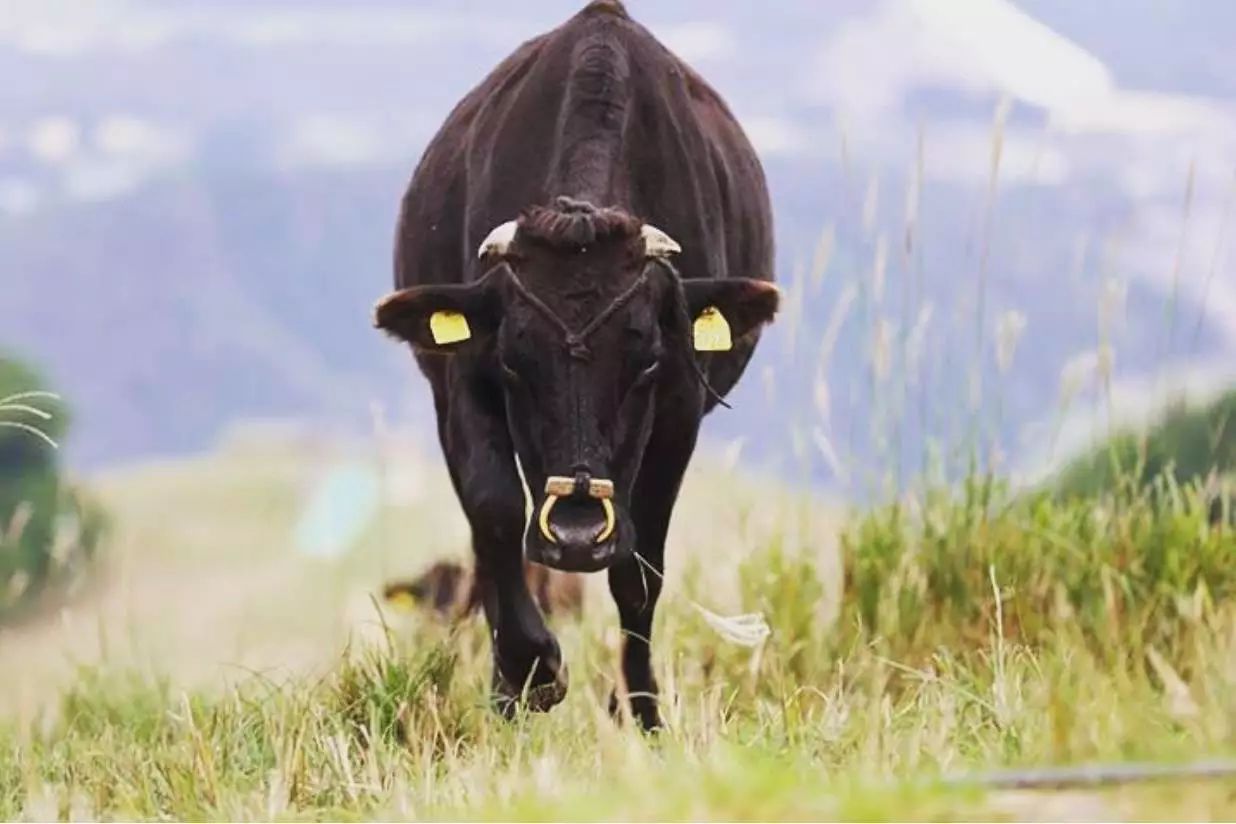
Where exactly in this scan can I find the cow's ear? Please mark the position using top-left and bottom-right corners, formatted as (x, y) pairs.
(373, 268), (505, 353)
(680, 278), (780, 351)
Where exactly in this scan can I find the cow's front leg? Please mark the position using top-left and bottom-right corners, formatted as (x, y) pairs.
(438, 384), (566, 716)
(607, 543), (664, 730)
(607, 419), (697, 731)
(469, 490), (567, 716)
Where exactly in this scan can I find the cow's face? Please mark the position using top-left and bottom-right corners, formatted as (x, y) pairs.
(375, 212), (778, 573)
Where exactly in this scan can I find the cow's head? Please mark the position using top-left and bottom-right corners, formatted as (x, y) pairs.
(374, 199), (778, 572)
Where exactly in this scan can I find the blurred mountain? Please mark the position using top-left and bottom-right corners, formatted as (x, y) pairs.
(1, 0), (1234, 489)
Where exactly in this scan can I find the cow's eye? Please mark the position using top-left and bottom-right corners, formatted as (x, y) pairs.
(499, 360), (523, 386)
(633, 357), (661, 386)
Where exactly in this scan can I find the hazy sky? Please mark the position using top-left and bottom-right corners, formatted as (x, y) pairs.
(3, 0), (1234, 474)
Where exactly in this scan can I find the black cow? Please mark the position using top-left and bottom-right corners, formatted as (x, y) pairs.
(374, 0), (777, 730)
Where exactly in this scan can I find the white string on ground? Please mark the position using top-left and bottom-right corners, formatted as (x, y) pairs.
(690, 603), (771, 647)
(634, 551), (771, 648)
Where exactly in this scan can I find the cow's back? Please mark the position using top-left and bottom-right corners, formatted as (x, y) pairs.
(394, 0), (773, 397)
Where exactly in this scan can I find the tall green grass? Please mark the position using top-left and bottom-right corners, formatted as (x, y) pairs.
(2, 470), (1231, 820)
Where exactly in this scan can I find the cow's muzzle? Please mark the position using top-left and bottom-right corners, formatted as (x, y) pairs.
(531, 473), (619, 572)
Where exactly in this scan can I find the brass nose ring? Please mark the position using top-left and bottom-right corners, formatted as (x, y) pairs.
(539, 476), (617, 545)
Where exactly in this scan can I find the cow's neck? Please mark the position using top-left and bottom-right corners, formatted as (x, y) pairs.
(545, 28), (631, 209)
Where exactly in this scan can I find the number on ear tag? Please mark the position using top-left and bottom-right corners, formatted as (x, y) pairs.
(693, 306), (732, 351)
(429, 310), (471, 345)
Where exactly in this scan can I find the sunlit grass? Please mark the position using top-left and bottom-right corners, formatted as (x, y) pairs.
(0, 447), (1232, 820)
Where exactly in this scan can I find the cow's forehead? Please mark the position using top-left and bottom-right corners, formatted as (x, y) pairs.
(503, 268), (660, 343)
(515, 243), (646, 296)
(514, 229), (641, 267)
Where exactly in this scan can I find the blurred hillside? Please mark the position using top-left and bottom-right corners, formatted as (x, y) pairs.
(1055, 388), (1235, 505)
(1, 0), (1234, 487)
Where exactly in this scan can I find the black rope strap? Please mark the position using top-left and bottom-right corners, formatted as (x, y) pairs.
(503, 263), (732, 409)
(505, 269), (650, 362)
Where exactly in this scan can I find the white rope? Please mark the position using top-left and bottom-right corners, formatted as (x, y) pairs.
(689, 602), (771, 647)
(634, 551), (770, 648)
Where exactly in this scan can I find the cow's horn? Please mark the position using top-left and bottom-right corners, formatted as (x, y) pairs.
(477, 220), (519, 259)
(641, 224), (682, 258)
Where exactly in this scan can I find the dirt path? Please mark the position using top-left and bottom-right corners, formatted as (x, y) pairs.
(0, 445), (842, 724)
(0, 546), (371, 723)
(0, 450), (403, 722)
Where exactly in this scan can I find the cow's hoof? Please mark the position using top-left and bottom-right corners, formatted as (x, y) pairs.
(492, 659), (569, 717)
(607, 688), (662, 733)
(525, 675), (569, 712)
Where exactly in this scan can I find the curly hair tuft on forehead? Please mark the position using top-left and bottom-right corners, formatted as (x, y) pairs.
(517, 196), (642, 249)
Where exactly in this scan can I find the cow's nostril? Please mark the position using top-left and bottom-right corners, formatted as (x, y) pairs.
(546, 498), (612, 546)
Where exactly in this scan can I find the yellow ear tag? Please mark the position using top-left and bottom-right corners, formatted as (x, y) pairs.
(693, 306), (732, 352)
(385, 590), (418, 612)
(429, 310), (471, 345)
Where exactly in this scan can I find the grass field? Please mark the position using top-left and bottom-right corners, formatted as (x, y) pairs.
(0, 437), (1233, 820)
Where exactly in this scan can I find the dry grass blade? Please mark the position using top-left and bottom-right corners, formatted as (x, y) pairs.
(0, 403), (52, 421)
(0, 390), (61, 405)
(0, 390), (62, 448)
(0, 420), (58, 449)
